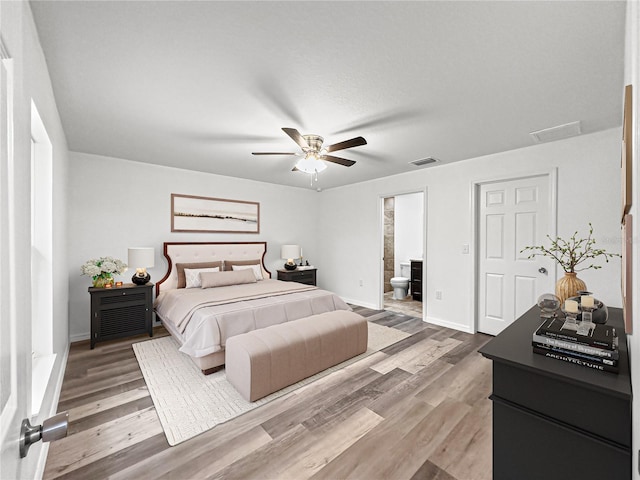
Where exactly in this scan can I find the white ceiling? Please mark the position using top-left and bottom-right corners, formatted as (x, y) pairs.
(30, 1), (626, 190)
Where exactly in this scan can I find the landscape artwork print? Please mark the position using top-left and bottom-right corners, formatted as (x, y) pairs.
(171, 194), (260, 233)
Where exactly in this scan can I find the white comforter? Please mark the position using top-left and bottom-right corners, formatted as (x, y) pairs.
(154, 279), (351, 357)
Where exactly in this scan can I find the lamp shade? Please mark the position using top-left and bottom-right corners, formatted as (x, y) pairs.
(280, 245), (301, 260)
(128, 247), (155, 269)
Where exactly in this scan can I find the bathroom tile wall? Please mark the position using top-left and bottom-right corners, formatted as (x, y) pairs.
(383, 197), (394, 293)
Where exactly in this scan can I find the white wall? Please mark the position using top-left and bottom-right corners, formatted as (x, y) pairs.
(67, 152), (320, 340)
(318, 128), (622, 332)
(394, 192), (424, 276)
(0, 2), (69, 478)
(624, 1), (639, 478)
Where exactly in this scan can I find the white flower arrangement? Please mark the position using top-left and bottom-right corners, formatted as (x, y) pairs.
(81, 256), (127, 280)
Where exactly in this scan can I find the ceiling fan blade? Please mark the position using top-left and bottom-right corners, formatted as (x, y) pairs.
(252, 152), (298, 155)
(254, 76), (304, 126)
(333, 108), (423, 135)
(325, 136), (367, 153)
(282, 128), (310, 150)
(322, 155), (356, 167)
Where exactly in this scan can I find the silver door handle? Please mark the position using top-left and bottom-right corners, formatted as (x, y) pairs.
(538, 267), (548, 274)
(20, 411), (69, 458)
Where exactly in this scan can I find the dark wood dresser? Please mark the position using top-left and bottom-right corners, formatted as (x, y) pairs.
(479, 306), (632, 480)
(277, 268), (317, 286)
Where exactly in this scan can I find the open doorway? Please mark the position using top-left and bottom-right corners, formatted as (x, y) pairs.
(381, 191), (425, 318)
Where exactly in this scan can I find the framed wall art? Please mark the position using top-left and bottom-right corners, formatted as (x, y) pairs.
(621, 84), (632, 222)
(171, 194), (260, 234)
(622, 213), (632, 334)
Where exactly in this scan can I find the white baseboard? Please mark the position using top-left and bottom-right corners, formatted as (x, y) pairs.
(424, 315), (475, 334)
(341, 298), (379, 310)
(70, 332), (90, 343)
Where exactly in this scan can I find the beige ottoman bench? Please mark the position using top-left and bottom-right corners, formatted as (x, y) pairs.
(225, 310), (368, 402)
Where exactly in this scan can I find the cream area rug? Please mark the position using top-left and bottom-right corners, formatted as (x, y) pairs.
(133, 321), (410, 446)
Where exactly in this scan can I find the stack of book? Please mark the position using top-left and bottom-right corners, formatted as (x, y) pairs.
(532, 316), (619, 373)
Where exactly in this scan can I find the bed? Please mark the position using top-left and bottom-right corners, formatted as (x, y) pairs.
(154, 241), (351, 373)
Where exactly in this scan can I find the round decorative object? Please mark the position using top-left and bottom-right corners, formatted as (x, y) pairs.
(283, 262), (297, 271)
(555, 272), (586, 305)
(93, 274), (114, 288)
(568, 295), (609, 324)
(536, 293), (560, 318)
(132, 272), (150, 285)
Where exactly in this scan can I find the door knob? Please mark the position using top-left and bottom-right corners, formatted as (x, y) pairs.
(538, 267), (548, 274)
(19, 411), (69, 458)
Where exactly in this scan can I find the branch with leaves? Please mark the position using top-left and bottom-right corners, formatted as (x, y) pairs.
(520, 223), (620, 273)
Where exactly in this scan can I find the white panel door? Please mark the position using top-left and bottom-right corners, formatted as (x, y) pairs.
(0, 51), (24, 479)
(478, 175), (554, 335)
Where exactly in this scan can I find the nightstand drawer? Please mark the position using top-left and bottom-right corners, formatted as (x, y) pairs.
(97, 291), (147, 306)
(277, 269), (317, 286)
(289, 271), (314, 282)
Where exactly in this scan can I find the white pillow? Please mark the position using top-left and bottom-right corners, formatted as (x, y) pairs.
(184, 267), (220, 288)
(231, 264), (263, 280)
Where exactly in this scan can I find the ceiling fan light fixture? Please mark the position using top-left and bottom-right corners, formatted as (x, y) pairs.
(295, 153), (327, 174)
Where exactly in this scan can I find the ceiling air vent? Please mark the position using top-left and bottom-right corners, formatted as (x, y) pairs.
(530, 121), (582, 143)
(409, 157), (439, 167)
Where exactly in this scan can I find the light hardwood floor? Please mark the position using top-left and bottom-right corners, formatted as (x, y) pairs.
(44, 307), (493, 480)
(383, 292), (423, 317)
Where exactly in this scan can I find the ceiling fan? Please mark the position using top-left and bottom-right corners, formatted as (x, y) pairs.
(252, 128), (367, 176)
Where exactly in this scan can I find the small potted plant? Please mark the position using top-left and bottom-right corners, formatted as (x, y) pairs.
(520, 224), (619, 304)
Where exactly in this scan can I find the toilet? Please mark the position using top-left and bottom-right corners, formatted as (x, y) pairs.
(390, 262), (411, 300)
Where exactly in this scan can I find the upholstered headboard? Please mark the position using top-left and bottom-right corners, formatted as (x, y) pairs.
(156, 242), (271, 296)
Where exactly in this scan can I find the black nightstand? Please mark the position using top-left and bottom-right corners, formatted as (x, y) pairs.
(88, 283), (153, 349)
(277, 268), (317, 286)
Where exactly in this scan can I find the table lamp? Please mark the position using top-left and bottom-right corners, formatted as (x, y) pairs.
(128, 247), (154, 285)
(281, 245), (300, 271)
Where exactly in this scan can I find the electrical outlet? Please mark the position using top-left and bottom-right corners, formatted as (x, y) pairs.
(435, 290), (442, 300)
(359, 279), (363, 287)
(462, 244), (470, 254)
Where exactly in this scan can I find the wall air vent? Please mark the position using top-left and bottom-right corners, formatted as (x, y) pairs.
(529, 121), (582, 143)
(409, 157), (439, 167)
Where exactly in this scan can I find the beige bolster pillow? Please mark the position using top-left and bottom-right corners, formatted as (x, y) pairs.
(200, 269), (257, 288)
